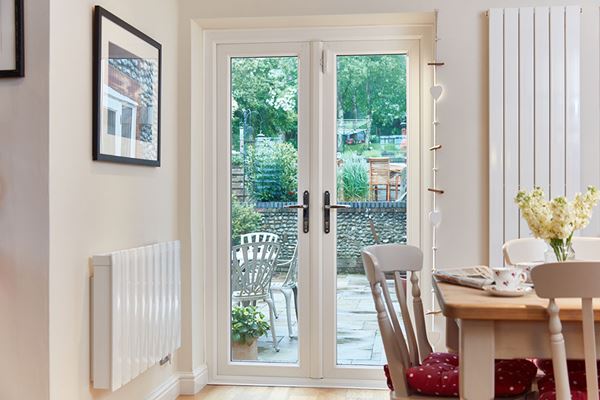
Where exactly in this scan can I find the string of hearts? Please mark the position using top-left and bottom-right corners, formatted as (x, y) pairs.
(429, 18), (444, 274)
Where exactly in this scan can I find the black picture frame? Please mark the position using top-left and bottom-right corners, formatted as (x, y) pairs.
(0, 0), (24, 78)
(93, 6), (162, 167)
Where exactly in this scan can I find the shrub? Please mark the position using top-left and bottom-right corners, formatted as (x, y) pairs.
(338, 154), (369, 201)
(247, 142), (298, 202)
(231, 306), (270, 344)
(231, 197), (262, 244)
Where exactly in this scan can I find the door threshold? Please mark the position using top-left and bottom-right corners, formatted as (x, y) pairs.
(209, 374), (388, 390)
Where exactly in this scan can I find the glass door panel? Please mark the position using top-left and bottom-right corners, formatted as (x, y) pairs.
(334, 54), (408, 366)
(229, 56), (300, 364)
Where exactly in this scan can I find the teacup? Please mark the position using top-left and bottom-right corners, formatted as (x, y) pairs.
(492, 267), (527, 291)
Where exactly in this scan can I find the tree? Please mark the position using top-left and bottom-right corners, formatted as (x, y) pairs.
(336, 55), (407, 136)
(231, 57), (298, 148)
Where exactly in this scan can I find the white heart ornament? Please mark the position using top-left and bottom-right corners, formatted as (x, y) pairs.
(430, 85), (443, 101)
(429, 210), (442, 227)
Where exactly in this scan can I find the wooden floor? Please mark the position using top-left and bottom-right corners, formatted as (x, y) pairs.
(178, 385), (389, 400)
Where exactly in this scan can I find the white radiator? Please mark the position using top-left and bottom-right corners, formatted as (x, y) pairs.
(489, 7), (581, 266)
(92, 241), (181, 391)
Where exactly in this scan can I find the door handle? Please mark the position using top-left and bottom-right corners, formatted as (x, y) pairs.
(323, 191), (351, 234)
(285, 190), (309, 233)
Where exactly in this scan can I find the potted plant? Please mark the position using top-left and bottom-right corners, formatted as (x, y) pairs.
(231, 305), (270, 360)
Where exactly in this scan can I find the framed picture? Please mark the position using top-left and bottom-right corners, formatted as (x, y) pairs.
(93, 6), (161, 166)
(0, 0), (24, 78)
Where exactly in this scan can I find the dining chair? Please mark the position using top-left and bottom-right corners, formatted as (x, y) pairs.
(502, 237), (547, 266)
(362, 244), (536, 399)
(270, 243), (298, 337)
(571, 237), (600, 261)
(231, 241), (281, 351)
(531, 262), (600, 400)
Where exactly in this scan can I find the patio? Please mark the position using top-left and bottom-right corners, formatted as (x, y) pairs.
(247, 273), (401, 365)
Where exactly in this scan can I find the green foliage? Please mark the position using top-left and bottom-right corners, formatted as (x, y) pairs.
(338, 154), (369, 201)
(231, 57), (298, 147)
(337, 55), (407, 136)
(231, 197), (262, 244)
(231, 152), (244, 167)
(247, 142), (298, 202)
(231, 306), (270, 344)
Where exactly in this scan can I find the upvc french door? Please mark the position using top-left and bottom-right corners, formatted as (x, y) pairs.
(211, 33), (424, 385)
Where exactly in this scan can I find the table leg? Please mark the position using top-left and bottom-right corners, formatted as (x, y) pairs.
(459, 320), (495, 400)
(446, 317), (459, 353)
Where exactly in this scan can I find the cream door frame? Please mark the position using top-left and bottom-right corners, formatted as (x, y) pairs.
(203, 25), (434, 387)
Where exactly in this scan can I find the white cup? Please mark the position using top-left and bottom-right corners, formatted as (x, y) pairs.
(492, 267), (527, 291)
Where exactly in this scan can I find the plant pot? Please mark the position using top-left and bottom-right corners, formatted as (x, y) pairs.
(232, 338), (258, 361)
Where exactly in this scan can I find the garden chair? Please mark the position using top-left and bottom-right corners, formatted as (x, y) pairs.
(270, 243), (298, 337)
(531, 262), (600, 400)
(240, 232), (279, 245)
(368, 157), (399, 201)
(231, 241), (281, 351)
(362, 243), (537, 399)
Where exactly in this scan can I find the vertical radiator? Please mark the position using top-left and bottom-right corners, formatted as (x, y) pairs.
(489, 7), (581, 266)
(92, 241), (181, 391)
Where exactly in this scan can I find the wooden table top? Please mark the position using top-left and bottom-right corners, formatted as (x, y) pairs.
(434, 280), (600, 322)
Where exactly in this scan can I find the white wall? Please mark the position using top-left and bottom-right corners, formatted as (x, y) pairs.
(179, 0), (600, 271)
(0, 0), (50, 398)
(48, 1), (181, 399)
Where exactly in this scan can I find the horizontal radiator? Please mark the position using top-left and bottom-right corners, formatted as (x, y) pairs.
(92, 241), (181, 391)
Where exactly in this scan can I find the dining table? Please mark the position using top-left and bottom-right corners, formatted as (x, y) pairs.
(434, 277), (600, 400)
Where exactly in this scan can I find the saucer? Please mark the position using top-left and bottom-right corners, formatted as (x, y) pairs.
(482, 284), (533, 297)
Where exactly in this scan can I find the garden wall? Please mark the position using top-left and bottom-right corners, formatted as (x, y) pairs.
(255, 201), (407, 273)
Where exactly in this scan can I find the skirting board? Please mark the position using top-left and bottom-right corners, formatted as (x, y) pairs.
(179, 366), (209, 395)
(146, 375), (180, 400)
(146, 366), (208, 400)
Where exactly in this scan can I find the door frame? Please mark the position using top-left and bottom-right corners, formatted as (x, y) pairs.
(203, 25), (434, 387)
(320, 39), (422, 381)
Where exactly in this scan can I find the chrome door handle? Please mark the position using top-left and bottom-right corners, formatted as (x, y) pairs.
(323, 191), (351, 234)
(285, 190), (309, 233)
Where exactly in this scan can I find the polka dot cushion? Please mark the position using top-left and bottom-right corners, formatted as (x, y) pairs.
(535, 358), (600, 375)
(537, 371), (599, 400)
(400, 352), (537, 397)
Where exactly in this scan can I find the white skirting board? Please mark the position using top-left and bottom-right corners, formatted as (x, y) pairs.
(146, 367), (209, 400)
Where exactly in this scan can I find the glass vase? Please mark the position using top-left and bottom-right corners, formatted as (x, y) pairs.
(544, 239), (575, 262)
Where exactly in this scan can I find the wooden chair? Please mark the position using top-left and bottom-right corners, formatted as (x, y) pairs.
(363, 244), (537, 399)
(368, 157), (399, 201)
(231, 241), (281, 351)
(531, 261), (600, 400)
(572, 237), (600, 261)
(361, 244), (433, 398)
(502, 237), (547, 265)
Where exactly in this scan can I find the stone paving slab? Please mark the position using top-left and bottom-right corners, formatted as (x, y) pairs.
(233, 273), (401, 366)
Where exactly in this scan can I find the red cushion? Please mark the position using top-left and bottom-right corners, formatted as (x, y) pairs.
(535, 358), (600, 375)
(400, 352), (537, 397)
(537, 371), (598, 400)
